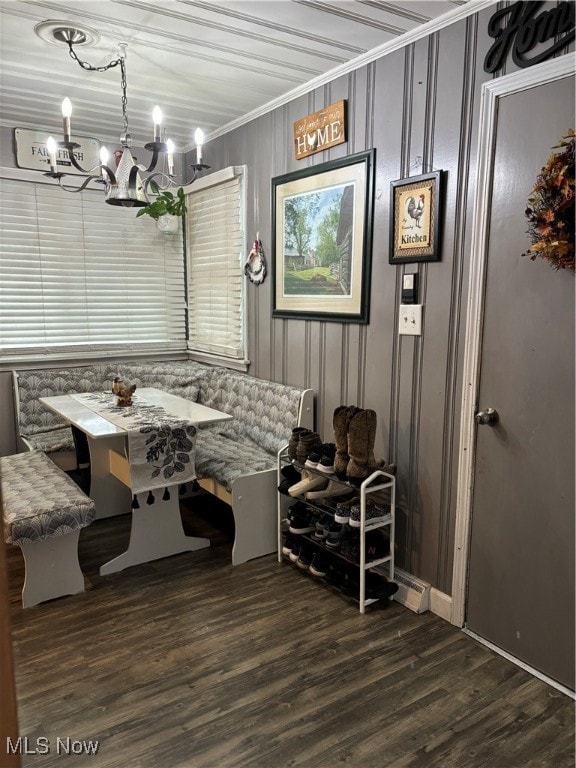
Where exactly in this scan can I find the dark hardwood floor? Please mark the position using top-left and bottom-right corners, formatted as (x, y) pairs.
(5, 494), (575, 768)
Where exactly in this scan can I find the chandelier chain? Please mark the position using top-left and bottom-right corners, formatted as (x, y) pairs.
(66, 42), (129, 138)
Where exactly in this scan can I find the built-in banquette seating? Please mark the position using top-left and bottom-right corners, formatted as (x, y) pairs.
(11, 361), (314, 565)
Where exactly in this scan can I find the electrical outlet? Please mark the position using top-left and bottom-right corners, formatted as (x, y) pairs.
(399, 304), (422, 336)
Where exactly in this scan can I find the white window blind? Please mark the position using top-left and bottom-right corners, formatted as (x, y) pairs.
(185, 166), (245, 361)
(0, 178), (186, 359)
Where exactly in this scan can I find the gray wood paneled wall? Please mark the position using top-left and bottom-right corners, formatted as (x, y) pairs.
(184, 6), (573, 594)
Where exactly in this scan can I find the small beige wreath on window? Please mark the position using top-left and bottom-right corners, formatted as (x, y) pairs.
(521, 130), (575, 271)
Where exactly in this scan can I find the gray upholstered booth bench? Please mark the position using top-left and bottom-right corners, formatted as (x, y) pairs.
(12, 361), (314, 565)
(1, 451), (96, 607)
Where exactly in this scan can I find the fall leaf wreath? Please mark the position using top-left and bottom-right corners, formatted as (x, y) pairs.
(521, 130), (575, 271)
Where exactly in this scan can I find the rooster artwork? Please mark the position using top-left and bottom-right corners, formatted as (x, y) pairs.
(390, 171), (442, 264)
(406, 194), (425, 228)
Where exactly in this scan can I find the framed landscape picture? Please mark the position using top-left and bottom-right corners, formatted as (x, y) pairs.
(271, 149), (375, 323)
(389, 171), (443, 264)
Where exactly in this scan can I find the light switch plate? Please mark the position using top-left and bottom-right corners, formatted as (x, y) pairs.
(399, 304), (422, 335)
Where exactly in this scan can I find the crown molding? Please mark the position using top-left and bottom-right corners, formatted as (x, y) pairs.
(203, 0), (497, 147)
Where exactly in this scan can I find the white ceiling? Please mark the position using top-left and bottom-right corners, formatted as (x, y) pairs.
(0, 0), (478, 152)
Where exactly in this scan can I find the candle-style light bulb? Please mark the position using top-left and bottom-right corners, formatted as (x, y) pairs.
(152, 105), (163, 142)
(61, 98), (72, 143)
(46, 136), (58, 173)
(194, 128), (204, 163)
(166, 138), (175, 176)
(99, 146), (109, 179)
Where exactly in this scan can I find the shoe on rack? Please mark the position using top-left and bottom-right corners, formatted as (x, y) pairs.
(296, 547), (314, 570)
(278, 464), (302, 495)
(340, 530), (361, 563)
(309, 553), (330, 578)
(288, 470), (328, 498)
(282, 532), (298, 557)
(325, 522), (346, 550)
(289, 540), (303, 563)
(334, 496), (360, 524)
(316, 443), (336, 474)
(349, 499), (390, 528)
(305, 478), (350, 501)
(313, 514), (332, 540)
(288, 426), (307, 462)
(365, 530), (390, 562)
(288, 505), (319, 534)
(295, 430), (323, 465)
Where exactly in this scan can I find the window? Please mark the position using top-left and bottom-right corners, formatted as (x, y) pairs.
(184, 166), (246, 364)
(0, 178), (186, 360)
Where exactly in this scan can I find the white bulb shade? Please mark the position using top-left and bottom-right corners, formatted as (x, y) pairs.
(194, 128), (204, 147)
(99, 146), (109, 165)
(61, 98), (72, 118)
(46, 136), (58, 170)
(152, 106), (163, 125)
(166, 138), (175, 156)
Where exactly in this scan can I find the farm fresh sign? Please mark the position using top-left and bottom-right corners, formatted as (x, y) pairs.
(293, 101), (347, 160)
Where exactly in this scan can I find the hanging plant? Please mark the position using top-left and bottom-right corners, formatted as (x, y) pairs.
(521, 130), (575, 271)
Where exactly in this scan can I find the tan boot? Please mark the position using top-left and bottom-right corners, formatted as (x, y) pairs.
(333, 406), (361, 478)
(347, 408), (379, 484)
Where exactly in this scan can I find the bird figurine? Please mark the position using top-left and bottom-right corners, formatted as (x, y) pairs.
(406, 194), (425, 228)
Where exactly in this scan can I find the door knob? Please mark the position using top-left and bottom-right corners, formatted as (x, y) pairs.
(475, 408), (499, 426)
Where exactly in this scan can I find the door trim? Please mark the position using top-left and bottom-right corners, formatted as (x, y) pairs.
(451, 54), (575, 628)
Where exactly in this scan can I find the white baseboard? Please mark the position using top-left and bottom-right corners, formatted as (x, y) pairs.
(430, 587), (452, 622)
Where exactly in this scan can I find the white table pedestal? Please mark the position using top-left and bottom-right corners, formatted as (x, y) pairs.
(99, 490), (210, 576)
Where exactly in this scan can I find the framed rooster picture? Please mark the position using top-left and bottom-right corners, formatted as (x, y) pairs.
(389, 171), (443, 264)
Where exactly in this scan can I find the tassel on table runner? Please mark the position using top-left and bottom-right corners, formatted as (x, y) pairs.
(132, 494), (140, 509)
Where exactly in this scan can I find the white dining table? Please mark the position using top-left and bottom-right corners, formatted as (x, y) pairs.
(40, 387), (233, 576)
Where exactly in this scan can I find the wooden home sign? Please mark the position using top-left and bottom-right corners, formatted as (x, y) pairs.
(293, 100), (347, 160)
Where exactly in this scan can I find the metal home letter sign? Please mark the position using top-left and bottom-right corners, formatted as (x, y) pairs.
(293, 100), (347, 160)
(484, 0), (575, 73)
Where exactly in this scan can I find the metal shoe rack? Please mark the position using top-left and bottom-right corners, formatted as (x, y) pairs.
(276, 446), (395, 614)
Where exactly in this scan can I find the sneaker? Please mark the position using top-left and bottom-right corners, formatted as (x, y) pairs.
(365, 530), (390, 562)
(309, 553), (330, 577)
(278, 464), (302, 495)
(316, 443), (336, 474)
(289, 540), (303, 563)
(296, 547), (313, 570)
(349, 499), (390, 528)
(325, 522), (346, 550)
(313, 514), (332, 540)
(281, 532), (297, 557)
(334, 496), (360, 524)
(288, 504), (319, 534)
(340, 531), (361, 563)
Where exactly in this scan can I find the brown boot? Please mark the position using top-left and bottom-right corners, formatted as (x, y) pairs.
(333, 406), (362, 478)
(295, 430), (322, 465)
(288, 426), (307, 462)
(347, 408), (379, 484)
(333, 406), (349, 477)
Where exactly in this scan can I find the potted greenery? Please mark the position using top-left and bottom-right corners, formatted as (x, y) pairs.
(136, 186), (187, 234)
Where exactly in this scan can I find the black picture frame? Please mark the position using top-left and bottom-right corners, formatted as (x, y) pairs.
(389, 171), (443, 264)
(272, 149), (375, 323)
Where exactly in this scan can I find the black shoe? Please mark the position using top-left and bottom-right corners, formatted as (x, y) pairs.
(309, 553), (330, 577)
(325, 522), (346, 550)
(278, 464), (302, 495)
(296, 547), (314, 570)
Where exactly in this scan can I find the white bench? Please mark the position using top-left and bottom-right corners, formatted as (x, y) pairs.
(1, 451), (96, 607)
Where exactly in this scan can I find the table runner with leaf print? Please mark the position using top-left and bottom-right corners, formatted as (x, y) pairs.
(71, 392), (197, 495)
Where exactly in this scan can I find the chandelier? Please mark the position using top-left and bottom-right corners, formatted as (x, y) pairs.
(43, 26), (209, 207)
